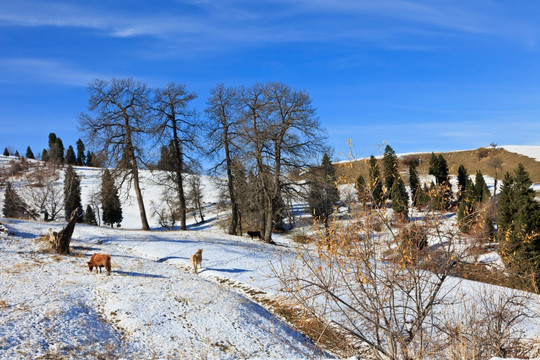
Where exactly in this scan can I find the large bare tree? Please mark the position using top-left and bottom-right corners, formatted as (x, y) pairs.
(151, 82), (199, 230)
(78, 78), (151, 230)
(205, 84), (243, 235)
(238, 82), (326, 243)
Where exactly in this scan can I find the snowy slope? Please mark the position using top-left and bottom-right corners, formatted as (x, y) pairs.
(501, 145), (540, 162)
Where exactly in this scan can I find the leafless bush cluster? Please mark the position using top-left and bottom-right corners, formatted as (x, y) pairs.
(273, 201), (539, 359)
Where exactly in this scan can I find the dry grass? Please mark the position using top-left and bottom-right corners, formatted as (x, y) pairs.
(335, 147), (540, 187)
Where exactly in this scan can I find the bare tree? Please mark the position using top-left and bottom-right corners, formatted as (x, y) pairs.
(487, 156), (503, 196)
(187, 174), (205, 224)
(78, 78), (151, 230)
(151, 189), (179, 230)
(20, 163), (64, 221)
(205, 84), (242, 235)
(273, 187), (473, 359)
(239, 82), (326, 243)
(151, 83), (199, 230)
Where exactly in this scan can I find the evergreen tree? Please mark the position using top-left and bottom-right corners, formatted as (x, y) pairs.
(382, 145), (399, 198)
(308, 153), (340, 229)
(428, 153), (439, 183)
(497, 164), (540, 288)
(369, 155), (384, 206)
(101, 169), (123, 228)
(457, 165), (468, 200)
(2, 148), (8, 156)
(65, 145), (77, 165)
(2, 182), (31, 219)
(391, 175), (409, 220)
(474, 170), (490, 202)
(457, 179), (476, 233)
(156, 143), (175, 171)
(41, 149), (49, 162)
(86, 151), (93, 167)
(355, 174), (368, 205)
(64, 165), (83, 222)
(408, 163), (419, 206)
(14, 151), (20, 158)
(429, 153), (449, 185)
(55, 137), (65, 164)
(26, 146), (35, 159)
(76, 139), (86, 166)
(83, 204), (98, 225)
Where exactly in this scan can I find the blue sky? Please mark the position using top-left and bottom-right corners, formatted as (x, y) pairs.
(1, 0), (540, 162)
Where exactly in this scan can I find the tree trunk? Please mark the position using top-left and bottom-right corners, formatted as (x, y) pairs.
(132, 166), (150, 230)
(54, 208), (80, 255)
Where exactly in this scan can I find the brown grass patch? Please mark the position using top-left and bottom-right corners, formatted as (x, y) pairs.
(0, 300), (8, 309)
(335, 147), (540, 187)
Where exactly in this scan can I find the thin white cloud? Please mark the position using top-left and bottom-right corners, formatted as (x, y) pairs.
(0, 58), (111, 87)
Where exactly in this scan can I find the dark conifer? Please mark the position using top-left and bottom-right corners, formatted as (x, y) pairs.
(391, 175), (409, 220)
(457, 179), (476, 233)
(86, 151), (93, 167)
(76, 139), (86, 166)
(308, 153), (340, 229)
(3, 148), (9, 156)
(408, 163), (419, 206)
(382, 145), (399, 198)
(101, 169), (123, 227)
(65, 145), (77, 165)
(64, 165), (83, 222)
(497, 164), (540, 288)
(26, 146), (35, 159)
(42, 149), (49, 162)
(369, 155), (384, 206)
(83, 204), (98, 226)
(14, 151), (20, 158)
(2, 182), (30, 219)
(457, 165), (468, 200)
(474, 170), (490, 202)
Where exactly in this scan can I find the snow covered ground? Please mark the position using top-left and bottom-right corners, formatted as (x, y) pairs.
(1, 151), (540, 359)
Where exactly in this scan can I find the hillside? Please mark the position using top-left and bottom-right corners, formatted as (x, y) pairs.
(335, 146), (540, 187)
(2, 151), (540, 359)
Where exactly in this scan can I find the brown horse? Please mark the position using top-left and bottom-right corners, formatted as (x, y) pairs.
(88, 253), (111, 276)
(190, 249), (203, 274)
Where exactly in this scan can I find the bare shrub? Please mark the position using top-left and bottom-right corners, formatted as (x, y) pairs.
(441, 287), (537, 359)
(273, 200), (471, 359)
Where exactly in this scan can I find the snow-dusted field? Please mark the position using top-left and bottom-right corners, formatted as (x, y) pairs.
(1, 149), (540, 359)
(0, 218), (325, 359)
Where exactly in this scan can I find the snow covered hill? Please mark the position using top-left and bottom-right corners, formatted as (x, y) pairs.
(2, 152), (540, 359)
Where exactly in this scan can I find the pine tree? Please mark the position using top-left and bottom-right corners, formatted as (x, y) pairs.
(428, 153), (439, 183)
(2, 182), (30, 219)
(41, 149), (49, 162)
(83, 204), (98, 225)
(429, 153), (449, 185)
(457, 165), (468, 200)
(55, 137), (65, 164)
(497, 164), (540, 288)
(391, 175), (409, 220)
(382, 145), (399, 198)
(2, 148), (9, 156)
(369, 155), (383, 206)
(86, 151), (93, 167)
(156, 143), (175, 171)
(101, 169), (123, 228)
(76, 139), (86, 166)
(65, 145), (77, 165)
(26, 146), (35, 159)
(408, 163), (419, 206)
(474, 170), (490, 202)
(355, 174), (368, 205)
(14, 151), (20, 158)
(64, 165), (83, 222)
(457, 179), (476, 233)
(308, 154), (340, 229)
